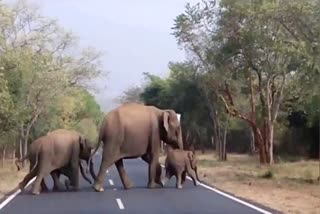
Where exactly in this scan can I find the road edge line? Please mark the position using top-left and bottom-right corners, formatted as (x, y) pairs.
(160, 164), (273, 214)
(116, 198), (125, 210)
(0, 177), (36, 210)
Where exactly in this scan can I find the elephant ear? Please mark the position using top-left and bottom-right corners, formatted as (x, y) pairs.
(163, 111), (170, 132)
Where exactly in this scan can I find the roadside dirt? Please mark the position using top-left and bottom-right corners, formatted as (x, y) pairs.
(160, 152), (320, 214)
(0, 161), (27, 199)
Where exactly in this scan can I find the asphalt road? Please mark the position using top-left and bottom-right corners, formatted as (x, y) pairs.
(0, 154), (276, 214)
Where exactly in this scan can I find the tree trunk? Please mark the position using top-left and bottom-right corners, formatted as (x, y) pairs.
(22, 125), (32, 166)
(23, 136), (28, 166)
(267, 122), (274, 164)
(213, 120), (220, 156)
(251, 126), (267, 164)
(1, 146), (6, 168)
(249, 128), (255, 155)
(12, 147), (16, 164)
(211, 136), (214, 148)
(19, 138), (23, 159)
(222, 125), (228, 161)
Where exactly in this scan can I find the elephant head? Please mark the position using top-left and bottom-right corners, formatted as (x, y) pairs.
(162, 110), (184, 150)
(79, 136), (97, 180)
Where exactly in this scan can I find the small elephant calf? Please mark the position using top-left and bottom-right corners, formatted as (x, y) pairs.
(162, 145), (201, 189)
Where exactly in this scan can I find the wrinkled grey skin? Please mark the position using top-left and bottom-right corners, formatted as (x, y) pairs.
(89, 103), (184, 192)
(162, 145), (201, 189)
(16, 129), (95, 195)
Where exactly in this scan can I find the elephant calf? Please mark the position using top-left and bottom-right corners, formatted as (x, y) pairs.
(16, 129), (95, 195)
(162, 145), (201, 189)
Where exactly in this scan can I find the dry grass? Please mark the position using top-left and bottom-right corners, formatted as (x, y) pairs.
(160, 151), (320, 214)
(0, 160), (27, 199)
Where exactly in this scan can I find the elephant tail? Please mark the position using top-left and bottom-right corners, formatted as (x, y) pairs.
(28, 144), (42, 174)
(15, 153), (30, 171)
(15, 157), (25, 171)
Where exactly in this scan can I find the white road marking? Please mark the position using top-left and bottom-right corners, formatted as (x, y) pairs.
(160, 164), (273, 214)
(0, 177), (36, 210)
(109, 179), (114, 186)
(116, 198), (125, 210)
(113, 188), (117, 190)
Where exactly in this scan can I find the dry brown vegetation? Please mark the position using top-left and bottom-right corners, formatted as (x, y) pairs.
(160, 151), (320, 214)
(0, 161), (27, 199)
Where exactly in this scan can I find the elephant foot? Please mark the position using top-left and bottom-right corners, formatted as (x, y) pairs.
(93, 183), (104, 192)
(148, 181), (162, 189)
(53, 181), (65, 192)
(52, 185), (64, 192)
(123, 180), (134, 190)
(156, 180), (164, 188)
(64, 180), (70, 190)
(161, 178), (168, 186)
(31, 190), (40, 195)
(18, 182), (25, 191)
(41, 187), (49, 192)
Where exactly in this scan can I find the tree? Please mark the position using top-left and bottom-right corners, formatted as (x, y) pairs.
(172, 0), (320, 164)
(117, 86), (144, 104)
(0, 0), (104, 164)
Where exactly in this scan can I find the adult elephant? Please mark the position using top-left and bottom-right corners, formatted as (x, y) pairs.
(16, 129), (95, 195)
(89, 103), (184, 192)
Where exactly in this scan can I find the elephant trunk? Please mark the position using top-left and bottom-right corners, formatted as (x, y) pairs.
(178, 128), (184, 150)
(87, 118), (106, 173)
(79, 161), (92, 184)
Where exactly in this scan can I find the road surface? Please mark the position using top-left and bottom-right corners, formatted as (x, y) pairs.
(0, 154), (277, 214)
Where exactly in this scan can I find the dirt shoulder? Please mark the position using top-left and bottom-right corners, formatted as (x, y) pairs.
(160, 151), (320, 214)
(0, 161), (27, 199)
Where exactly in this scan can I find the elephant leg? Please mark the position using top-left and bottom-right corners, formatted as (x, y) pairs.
(18, 168), (37, 191)
(186, 164), (198, 186)
(93, 149), (117, 192)
(195, 166), (201, 183)
(141, 154), (162, 186)
(147, 130), (162, 189)
(40, 179), (49, 192)
(69, 162), (80, 191)
(115, 159), (133, 189)
(181, 171), (187, 185)
(51, 171), (64, 191)
(31, 167), (51, 195)
(148, 155), (162, 189)
(161, 166), (173, 186)
(176, 172), (183, 189)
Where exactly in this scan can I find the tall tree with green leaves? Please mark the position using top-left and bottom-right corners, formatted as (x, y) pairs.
(172, 0), (320, 164)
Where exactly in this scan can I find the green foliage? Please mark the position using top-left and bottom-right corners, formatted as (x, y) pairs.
(0, 0), (104, 149)
(138, 0), (320, 157)
(117, 86), (144, 104)
(0, 72), (15, 135)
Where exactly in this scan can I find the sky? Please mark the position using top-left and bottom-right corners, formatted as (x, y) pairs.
(21, 0), (196, 111)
